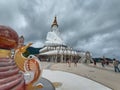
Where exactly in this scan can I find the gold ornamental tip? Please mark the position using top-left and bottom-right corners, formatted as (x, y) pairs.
(24, 42), (33, 49)
(19, 43), (33, 53)
(51, 16), (58, 27)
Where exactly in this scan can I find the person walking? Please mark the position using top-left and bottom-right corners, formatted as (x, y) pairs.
(93, 59), (96, 66)
(101, 59), (105, 67)
(113, 58), (120, 72)
(66, 58), (71, 67)
(73, 57), (78, 67)
(68, 59), (71, 67)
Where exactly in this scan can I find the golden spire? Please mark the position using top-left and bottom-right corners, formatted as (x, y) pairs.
(51, 16), (58, 27)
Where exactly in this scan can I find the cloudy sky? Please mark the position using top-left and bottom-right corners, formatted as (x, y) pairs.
(0, 0), (120, 59)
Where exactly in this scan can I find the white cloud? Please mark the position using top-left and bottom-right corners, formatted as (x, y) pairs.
(32, 41), (44, 48)
(0, 0), (120, 59)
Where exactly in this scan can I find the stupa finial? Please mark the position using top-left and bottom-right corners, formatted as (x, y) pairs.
(51, 16), (58, 27)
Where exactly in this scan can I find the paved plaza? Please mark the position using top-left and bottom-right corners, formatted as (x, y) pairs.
(41, 62), (120, 90)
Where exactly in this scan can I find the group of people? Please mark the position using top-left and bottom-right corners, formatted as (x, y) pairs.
(66, 57), (120, 73)
(66, 58), (78, 67)
(94, 57), (120, 73)
(102, 58), (120, 72)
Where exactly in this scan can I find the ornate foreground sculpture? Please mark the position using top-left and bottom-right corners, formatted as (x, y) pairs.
(14, 43), (43, 90)
(0, 25), (42, 90)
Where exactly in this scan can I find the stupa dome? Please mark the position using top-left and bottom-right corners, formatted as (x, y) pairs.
(0, 25), (19, 49)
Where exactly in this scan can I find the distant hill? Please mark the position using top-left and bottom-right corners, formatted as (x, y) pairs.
(23, 47), (41, 57)
(92, 58), (113, 62)
(27, 47), (41, 54)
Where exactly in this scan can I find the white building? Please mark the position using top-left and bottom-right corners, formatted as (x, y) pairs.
(39, 17), (82, 62)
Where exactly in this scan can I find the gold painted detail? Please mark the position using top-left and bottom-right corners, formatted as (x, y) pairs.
(14, 43), (33, 71)
(14, 43), (43, 90)
(0, 49), (11, 58)
(52, 82), (62, 88)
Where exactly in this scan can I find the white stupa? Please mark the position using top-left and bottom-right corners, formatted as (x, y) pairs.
(45, 16), (65, 46)
(39, 17), (81, 62)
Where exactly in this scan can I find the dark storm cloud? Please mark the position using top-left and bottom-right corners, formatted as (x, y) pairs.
(0, 0), (120, 59)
